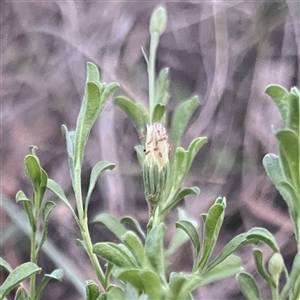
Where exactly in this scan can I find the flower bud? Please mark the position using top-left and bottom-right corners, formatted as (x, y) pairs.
(143, 122), (169, 206)
(150, 6), (167, 36)
(268, 253), (284, 278)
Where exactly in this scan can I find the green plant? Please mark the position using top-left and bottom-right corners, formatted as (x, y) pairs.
(1, 6), (299, 300)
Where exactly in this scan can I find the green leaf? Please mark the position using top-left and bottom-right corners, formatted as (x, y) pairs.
(15, 191), (35, 231)
(105, 286), (124, 300)
(0, 257), (13, 273)
(93, 213), (127, 240)
(171, 96), (200, 149)
(75, 81), (102, 167)
(169, 273), (202, 300)
(263, 154), (298, 211)
(35, 268), (64, 300)
(200, 255), (243, 286)
(166, 208), (197, 257)
(236, 272), (262, 300)
(265, 84), (289, 124)
(114, 269), (144, 291)
(120, 216), (145, 240)
(246, 227), (279, 252)
(24, 155), (41, 195)
(155, 68), (169, 106)
(253, 249), (275, 288)
(14, 287), (29, 300)
(61, 125), (76, 190)
(144, 223), (166, 274)
(37, 201), (56, 253)
(122, 231), (150, 268)
(287, 92), (300, 135)
(205, 227), (279, 274)
(280, 252), (300, 300)
(85, 280), (100, 300)
(85, 161), (115, 212)
(124, 283), (139, 300)
(87, 62), (100, 82)
(0, 262), (41, 299)
(100, 82), (120, 105)
(197, 199), (226, 272)
(93, 242), (137, 268)
(176, 220), (200, 257)
(169, 137), (207, 196)
(161, 187), (200, 215)
(276, 129), (299, 189)
(47, 179), (78, 223)
(114, 96), (148, 136)
(152, 104), (165, 123)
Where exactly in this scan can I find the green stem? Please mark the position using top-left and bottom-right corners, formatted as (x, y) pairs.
(74, 165), (106, 289)
(148, 32), (159, 123)
(80, 217), (106, 289)
(30, 191), (40, 299)
(30, 228), (37, 299)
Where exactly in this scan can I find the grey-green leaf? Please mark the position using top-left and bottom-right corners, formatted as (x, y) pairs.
(61, 125), (76, 190)
(122, 231), (150, 267)
(93, 242), (137, 268)
(176, 220), (200, 256)
(14, 287), (29, 300)
(197, 200), (226, 272)
(24, 155), (41, 195)
(0, 257), (13, 274)
(0, 262), (41, 299)
(47, 179), (78, 223)
(93, 213), (127, 240)
(253, 249), (275, 288)
(120, 216), (146, 239)
(85, 161), (115, 212)
(200, 254), (243, 286)
(144, 223), (166, 274)
(114, 96), (148, 136)
(37, 201), (56, 253)
(171, 96), (200, 149)
(265, 84), (289, 124)
(87, 62), (100, 82)
(236, 272), (262, 300)
(85, 280), (100, 300)
(152, 104), (165, 123)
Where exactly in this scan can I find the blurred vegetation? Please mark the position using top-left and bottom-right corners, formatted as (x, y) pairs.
(1, 1), (299, 299)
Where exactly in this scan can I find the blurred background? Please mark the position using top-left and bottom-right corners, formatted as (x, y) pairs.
(1, 1), (299, 299)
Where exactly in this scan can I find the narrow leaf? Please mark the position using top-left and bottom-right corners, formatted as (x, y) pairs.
(93, 213), (127, 240)
(93, 242), (137, 268)
(197, 201), (225, 272)
(122, 231), (150, 267)
(152, 104), (165, 123)
(176, 220), (200, 256)
(85, 161), (115, 212)
(114, 96), (148, 135)
(24, 155), (41, 194)
(87, 62), (100, 82)
(200, 255), (243, 286)
(265, 84), (289, 124)
(144, 223), (166, 274)
(171, 96), (200, 149)
(236, 272), (262, 300)
(61, 125), (76, 190)
(120, 216), (145, 239)
(85, 280), (100, 300)
(47, 179), (78, 222)
(0, 262), (41, 299)
(0, 257), (13, 273)
(253, 249), (275, 287)
(37, 201), (56, 252)
(155, 67), (169, 106)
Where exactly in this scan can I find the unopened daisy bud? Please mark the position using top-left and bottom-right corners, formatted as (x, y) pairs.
(268, 253), (284, 279)
(150, 6), (167, 36)
(143, 122), (170, 206)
